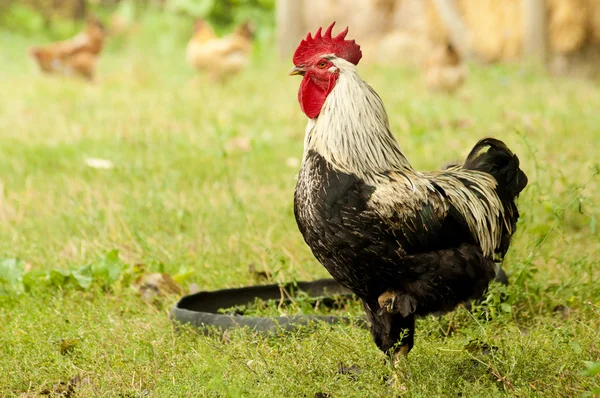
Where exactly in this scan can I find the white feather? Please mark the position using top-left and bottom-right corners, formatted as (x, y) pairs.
(302, 55), (510, 257)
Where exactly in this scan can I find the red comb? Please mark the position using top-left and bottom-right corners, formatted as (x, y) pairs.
(293, 22), (362, 66)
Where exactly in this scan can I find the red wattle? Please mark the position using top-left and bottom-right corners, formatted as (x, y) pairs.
(298, 74), (337, 119)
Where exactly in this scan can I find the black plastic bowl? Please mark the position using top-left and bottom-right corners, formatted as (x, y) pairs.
(169, 279), (366, 334)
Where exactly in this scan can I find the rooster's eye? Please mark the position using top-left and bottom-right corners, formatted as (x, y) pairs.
(317, 61), (328, 69)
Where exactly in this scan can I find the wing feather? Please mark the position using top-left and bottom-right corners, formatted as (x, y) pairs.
(368, 169), (506, 257)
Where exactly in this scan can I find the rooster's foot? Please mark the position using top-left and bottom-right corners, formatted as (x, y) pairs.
(377, 290), (417, 317)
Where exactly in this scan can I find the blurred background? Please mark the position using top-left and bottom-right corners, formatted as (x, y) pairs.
(2, 0), (600, 76)
(1, 2), (599, 395)
(0, 0), (598, 276)
(279, 0), (600, 75)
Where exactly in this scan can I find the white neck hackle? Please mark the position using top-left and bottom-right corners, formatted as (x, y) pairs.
(304, 57), (412, 180)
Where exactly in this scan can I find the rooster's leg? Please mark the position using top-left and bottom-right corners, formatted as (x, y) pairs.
(390, 315), (415, 360)
(363, 299), (415, 359)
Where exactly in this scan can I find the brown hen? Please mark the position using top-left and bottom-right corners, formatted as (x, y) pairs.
(30, 17), (106, 81)
(186, 19), (255, 81)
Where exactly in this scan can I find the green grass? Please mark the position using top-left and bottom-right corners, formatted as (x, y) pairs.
(1, 18), (599, 397)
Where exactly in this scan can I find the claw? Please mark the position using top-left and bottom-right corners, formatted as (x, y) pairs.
(378, 289), (400, 314)
(377, 290), (417, 317)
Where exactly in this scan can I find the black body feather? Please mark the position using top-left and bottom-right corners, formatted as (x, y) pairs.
(294, 139), (527, 356)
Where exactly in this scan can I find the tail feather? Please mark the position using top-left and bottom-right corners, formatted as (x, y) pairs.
(463, 138), (528, 259)
(464, 138), (528, 200)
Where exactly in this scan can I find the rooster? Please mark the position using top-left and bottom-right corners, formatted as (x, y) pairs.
(290, 23), (527, 358)
(29, 16), (106, 81)
(186, 19), (255, 81)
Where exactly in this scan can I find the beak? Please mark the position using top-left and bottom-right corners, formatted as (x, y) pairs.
(288, 66), (305, 76)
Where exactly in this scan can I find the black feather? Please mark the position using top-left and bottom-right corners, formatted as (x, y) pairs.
(464, 138), (528, 200)
(294, 137), (527, 356)
(463, 138), (528, 257)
